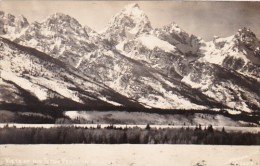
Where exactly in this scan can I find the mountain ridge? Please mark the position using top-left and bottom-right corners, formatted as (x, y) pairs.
(0, 4), (260, 123)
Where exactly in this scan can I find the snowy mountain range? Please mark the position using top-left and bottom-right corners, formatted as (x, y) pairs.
(0, 3), (260, 121)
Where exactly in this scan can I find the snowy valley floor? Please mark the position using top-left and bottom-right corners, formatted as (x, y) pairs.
(0, 145), (259, 166)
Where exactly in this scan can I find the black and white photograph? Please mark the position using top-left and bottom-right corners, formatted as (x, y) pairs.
(0, 0), (259, 165)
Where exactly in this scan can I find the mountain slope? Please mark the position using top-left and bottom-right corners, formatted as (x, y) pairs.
(115, 22), (260, 113)
(0, 37), (145, 111)
(75, 46), (224, 110)
(2, 8), (221, 110)
(0, 4), (259, 117)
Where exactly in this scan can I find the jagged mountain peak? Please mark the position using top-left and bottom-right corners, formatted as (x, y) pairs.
(0, 11), (29, 39)
(160, 22), (201, 41)
(234, 27), (259, 47)
(0, 11), (29, 24)
(20, 12), (88, 37)
(227, 28), (260, 60)
(209, 28), (258, 50)
(0, 11), (14, 19)
(43, 12), (82, 28)
(162, 22), (182, 33)
(152, 21), (202, 55)
(235, 27), (256, 37)
(120, 3), (144, 17)
(101, 3), (152, 44)
(111, 3), (151, 28)
(16, 14), (28, 21)
(13, 11), (96, 67)
(201, 28), (260, 80)
(47, 12), (74, 20)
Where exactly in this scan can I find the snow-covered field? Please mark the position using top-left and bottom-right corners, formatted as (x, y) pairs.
(0, 145), (259, 166)
(63, 110), (256, 127)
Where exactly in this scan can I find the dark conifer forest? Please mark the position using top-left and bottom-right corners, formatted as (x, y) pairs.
(0, 125), (259, 145)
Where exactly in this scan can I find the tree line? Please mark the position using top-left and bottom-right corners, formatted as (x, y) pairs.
(0, 124), (259, 145)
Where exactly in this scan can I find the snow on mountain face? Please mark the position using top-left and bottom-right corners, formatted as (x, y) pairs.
(234, 28), (260, 64)
(111, 7), (260, 113)
(116, 35), (186, 80)
(75, 47), (220, 110)
(153, 22), (203, 56)
(13, 13), (96, 67)
(181, 61), (260, 113)
(1, 3), (260, 115)
(116, 33), (260, 112)
(138, 35), (177, 53)
(0, 37), (80, 105)
(0, 37), (135, 109)
(101, 3), (152, 44)
(200, 28), (260, 81)
(0, 11), (29, 40)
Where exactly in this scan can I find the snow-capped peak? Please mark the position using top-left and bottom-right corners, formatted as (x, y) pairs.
(201, 27), (260, 72)
(0, 11), (14, 19)
(0, 11), (29, 26)
(43, 12), (82, 28)
(234, 27), (259, 47)
(114, 3), (151, 30)
(162, 22), (183, 34)
(232, 28), (260, 64)
(16, 14), (28, 22)
(101, 3), (152, 44)
(121, 3), (144, 18)
(13, 11), (97, 67)
(153, 21), (202, 55)
(25, 12), (88, 38)
(0, 11), (29, 40)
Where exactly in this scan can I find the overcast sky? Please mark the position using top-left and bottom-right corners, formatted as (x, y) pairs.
(1, 1), (260, 41)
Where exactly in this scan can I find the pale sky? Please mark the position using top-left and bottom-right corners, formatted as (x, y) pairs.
(0, 1), (260, 41)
